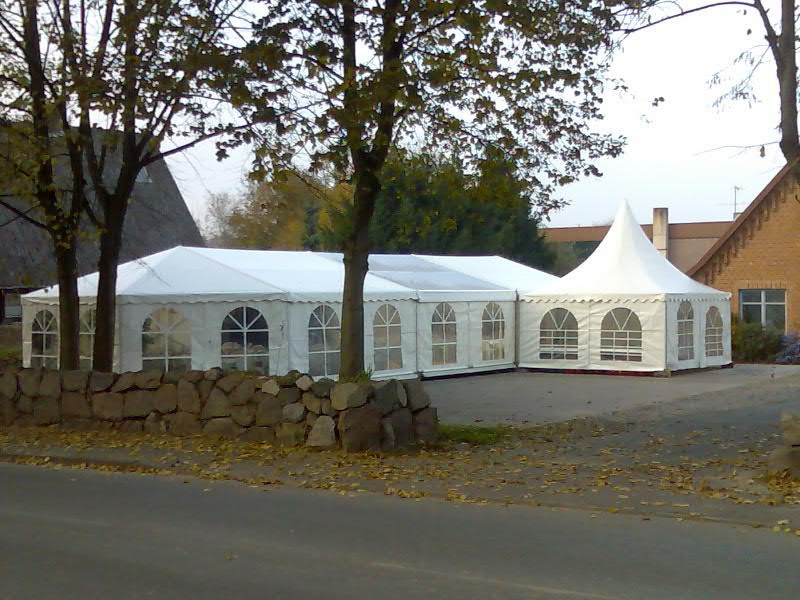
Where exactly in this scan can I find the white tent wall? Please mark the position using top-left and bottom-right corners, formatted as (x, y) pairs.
(518, 300), (593, 370)
(363, 300), (419, 379)
(664, 296), (732, 371)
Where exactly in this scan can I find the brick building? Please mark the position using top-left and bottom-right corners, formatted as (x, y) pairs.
(689, 161), (800, 333)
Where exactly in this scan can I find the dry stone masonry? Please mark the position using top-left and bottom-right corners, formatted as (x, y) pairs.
(767, 411), (800, 477)
(0, 368), (438, 452)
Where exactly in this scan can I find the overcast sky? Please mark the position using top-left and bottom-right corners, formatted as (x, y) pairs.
(166, 3), (787, 231)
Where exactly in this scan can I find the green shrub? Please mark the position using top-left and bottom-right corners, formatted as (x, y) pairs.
(731, 315), (783, 362)
(0, 346), (22, 368)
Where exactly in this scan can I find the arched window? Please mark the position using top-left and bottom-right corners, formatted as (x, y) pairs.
(431, 302), (457, 366)
(31, 309), (58, 369)
(221, 307), (269, 374)
(481, 302), (506, 361)
(677, 301), (695, 361)
(705, 306), (724, 357)
(79, 308), (96, 370)
(308, 305), (340, 377)
(539, 308), (578, 360)
(373, 304), (402, 372)
(142, 308), (191, 372)
(600, 308), (642, 362)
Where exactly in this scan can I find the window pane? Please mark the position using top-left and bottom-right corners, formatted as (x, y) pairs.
(79, 358), (93, 370)
(432, 345), (444, 366)
(142, 358), (165, 371)
(168, 333), (191, 357)
(308, 329), (325, 352)
(32, 333), (44, 355)
(326, 351), (340, 376)
(374, 349), (388, 372)
(250, 355), (269, 375)
(444, 323), (456, 342)
(43, 333), (57, 354)
(482, 321), (493, 339)
(432, 324), (445, 344)
(765, 304), (786, 331)
(221, 331), (245, 355)
(79, 334), (93, 357)
(309, 353), (325, 377)
(142, 333), (164, 358)
(246, 330), (269, 353)
(741, 304), (761, 324)
(444, 344), (457, 365)
(374, 325), (388, 349)
(168, 358), (191, 373)
(388, 348), (403, 370)
(740, 290), (761, 303)
(222, 357), (244, 371)
(327, 329), (341, 351)
(765, 289), (785, 303)
(388, 326), (401, 348)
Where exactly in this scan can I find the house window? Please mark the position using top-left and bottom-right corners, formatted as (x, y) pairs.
(600, 308), (642, 362)
(79, 308), (96, 370)
(221, 307), (269, 374)
(481, 302), (506, 361)
(705, 307), (724, 357)
(142, 308), (192, 372)
(31, 309), (58, 369)
(431, 302), (457, 366)
(539, 308), (578, 360)
(308, 305), (340, 377)
(373, 304), (402, 372)
(677, 301), (694, 361)
(740, 289), (786, 332)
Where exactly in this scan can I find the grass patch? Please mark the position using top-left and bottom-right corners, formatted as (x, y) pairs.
(438, 424), (514, 446)
(0, 346), (21, 368)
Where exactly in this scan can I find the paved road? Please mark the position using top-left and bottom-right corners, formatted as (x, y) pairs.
(426, 364), (800, 425)
(1, 463), (798, 599)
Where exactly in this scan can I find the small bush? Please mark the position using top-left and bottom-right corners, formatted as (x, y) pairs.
(0, 346), (22, 369)
(775, 332), (800, 364)
(438, 424), (513, 445)
(338, 369), (374, 383)
(731, 316), (783, 362)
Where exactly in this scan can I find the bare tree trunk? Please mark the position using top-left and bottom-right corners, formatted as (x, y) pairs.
(777, 0), (799, 161)
(54, 241), (80, 369)
(92, 209), (124, 372)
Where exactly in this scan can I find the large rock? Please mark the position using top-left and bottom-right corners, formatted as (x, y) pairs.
(32, 397), (60, 425)
(203, 417), (242, 438)
(18, 369), (42, 397)
(181, 370), (205, 384)
(230, 378), (257, 406)
(306, 415), (337, 449)
(62, 370), (90, 393)
(111, 372), (137, 393)
(282, 402), (306, 423)
(197, 379), (215, 401)
(310, 378), (335, 398)
(320, 398), (335, 416)
(134, 370), (162, 390)
(119, 420), (144, 433)
(240, 426), (276, 444)
(61, 392), (91, 419)
(89, 372), (115, 392)
(261, 379), (281, 395)
(412, 407), (438, 443)
(17, 396), (33, 414)
(338, 405), (381, 452)
(165, 411), (202, 435)
(295, 374), (314, 391)
(389, 408), (414, 448)
(0, 371), (17, 399)
(201, 388), (231, 419)
(255, 393), (282, 426)
(231, 404), (256, 427)
(217, 372), (246, 393)
(154, 384), (178, 414)
(124, 390), (155, 418)
(768, 446), (800, 477)
(276, 371), (301, 387)
(38, 371), (61, 398)
(780, 412), (800, 447)
(144, 412), (166, 434)
(302, 392), (323, 414)
(91, 393), (124, 421)
(276, 422), (306, 446)
(403, 380), (430, 412)
(0, 397), (17, 426)
(381, 417), (396, 451)
(204, 368), (223, 381)
(372, 380), (406, 416)
(331, 382), (371, 411)
(277, 387), (302, 406)
(177, 379), (202, 413)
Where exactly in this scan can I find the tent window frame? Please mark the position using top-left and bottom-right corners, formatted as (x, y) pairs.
(308, 305), (341, 377)
(79, 308), (96, 370)
(373, 303), (403, 372)
(677, 301), (695, 361)
(481, 302), (506, 361)
(221, 306), (270, 374)
(141, 307), (192, 372)
(431, 302), (457, 366)
(600, 308), (642, 362)
(31, 309), (58, 369)
(705, 306), (724, 357)
(539, 308), (579, 360)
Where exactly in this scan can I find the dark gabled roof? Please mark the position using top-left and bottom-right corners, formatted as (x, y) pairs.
(687, 159), (800, 277)
(0, 152), (204, 289)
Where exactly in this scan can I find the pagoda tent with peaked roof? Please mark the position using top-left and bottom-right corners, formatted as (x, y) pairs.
(518, 202), (732, 373)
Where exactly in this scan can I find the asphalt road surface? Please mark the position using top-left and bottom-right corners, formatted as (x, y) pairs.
(1, 463), (798, 599)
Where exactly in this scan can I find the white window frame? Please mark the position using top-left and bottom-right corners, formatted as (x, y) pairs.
(705, 306), (724, 357)
(141, 308), (192, 372)
(431, 302), (457, 366)
(373, 303), (403, 372)
(539, 308), (579, 360)
(677, 301), (694, 361)
(31, 309), (58, 369)
(481, 302), (506, 361)
(221, 306), (270, 374)
(79, 308), (96, 370)
(600, 308), (643, 362)
(308, 305), (341, 377)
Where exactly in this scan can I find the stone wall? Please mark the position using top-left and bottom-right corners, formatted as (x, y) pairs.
(0, 369), (438, 452)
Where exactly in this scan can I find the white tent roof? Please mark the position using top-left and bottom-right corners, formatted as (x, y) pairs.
(25, 246), (557, 304)
(524, 201), (729, 300)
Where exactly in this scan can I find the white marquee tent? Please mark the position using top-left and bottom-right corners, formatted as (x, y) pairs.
(518, 202), (732, 373)
(22, 247), (558, 378)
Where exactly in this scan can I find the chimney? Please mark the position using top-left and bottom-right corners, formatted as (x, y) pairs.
(652, 207), (669, 258)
